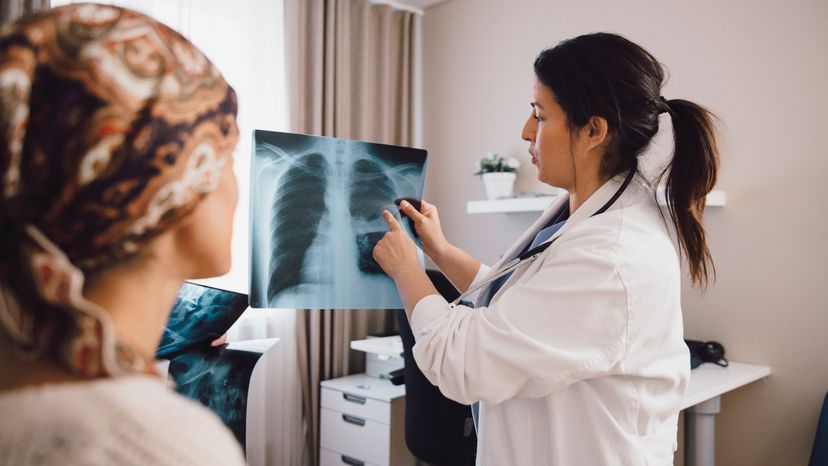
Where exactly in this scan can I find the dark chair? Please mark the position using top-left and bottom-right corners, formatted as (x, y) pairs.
(394, 269), (476, 465)
(810, 391), (828, 466)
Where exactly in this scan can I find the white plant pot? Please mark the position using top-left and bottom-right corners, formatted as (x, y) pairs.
(481, 172), (516, 200)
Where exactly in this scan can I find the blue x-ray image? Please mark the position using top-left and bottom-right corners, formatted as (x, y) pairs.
(157, 283), (264, 450)
(156, 282), (249, 359)
(250, 130), (428, 309)
(167, 342), (272, 449)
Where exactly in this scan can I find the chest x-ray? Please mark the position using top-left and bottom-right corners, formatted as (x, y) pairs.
(250, 130), (427, 310)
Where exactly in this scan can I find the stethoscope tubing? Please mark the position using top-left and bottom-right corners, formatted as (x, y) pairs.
(448, 167), (637, 308)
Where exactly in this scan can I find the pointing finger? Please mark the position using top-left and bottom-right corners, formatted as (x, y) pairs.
(382, 210), (401, 231)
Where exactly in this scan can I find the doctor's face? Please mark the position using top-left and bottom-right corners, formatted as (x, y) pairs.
(521, 79), (578, 190)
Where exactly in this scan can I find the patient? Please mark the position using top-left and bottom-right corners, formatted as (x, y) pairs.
(0, 5), (245, 465)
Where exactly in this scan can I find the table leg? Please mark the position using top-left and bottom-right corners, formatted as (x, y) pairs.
(684, 396), (721, 466)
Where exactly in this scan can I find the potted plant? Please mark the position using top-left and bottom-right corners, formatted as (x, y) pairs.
(474, 152), (520, 200)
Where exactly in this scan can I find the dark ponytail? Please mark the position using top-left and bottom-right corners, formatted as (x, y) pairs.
(533, 33), (720, 289)
(660, 99), (719, 288)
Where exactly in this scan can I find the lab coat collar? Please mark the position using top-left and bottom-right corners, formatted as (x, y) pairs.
(488, 173), (634, 274)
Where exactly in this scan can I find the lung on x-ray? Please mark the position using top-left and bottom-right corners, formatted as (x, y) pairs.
(249, 130), (427, 310)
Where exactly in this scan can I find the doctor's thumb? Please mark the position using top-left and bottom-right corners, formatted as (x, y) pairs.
(400, 201), (425, 222)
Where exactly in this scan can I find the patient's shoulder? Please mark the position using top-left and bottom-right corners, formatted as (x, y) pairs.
(0, 375), (245, 466)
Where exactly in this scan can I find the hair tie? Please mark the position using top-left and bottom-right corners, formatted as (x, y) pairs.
(659, 96), (673, 115)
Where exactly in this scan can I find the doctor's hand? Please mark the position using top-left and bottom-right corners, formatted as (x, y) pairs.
(373, 210), (421, 281)
(398, 200), (449, 260)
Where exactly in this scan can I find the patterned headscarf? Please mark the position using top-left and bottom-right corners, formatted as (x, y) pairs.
(0, 4), (239, 377)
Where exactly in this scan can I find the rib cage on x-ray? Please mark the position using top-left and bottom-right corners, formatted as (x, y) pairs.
(251, 131), (427, 310)
(267, 153), (329, 302)
(349, 158), (399, 274)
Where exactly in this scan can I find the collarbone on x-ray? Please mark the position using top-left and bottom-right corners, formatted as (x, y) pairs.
(250, 131), (427, 310)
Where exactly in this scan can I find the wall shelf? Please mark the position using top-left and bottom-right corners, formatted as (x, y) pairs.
(467, 190), (726, 214)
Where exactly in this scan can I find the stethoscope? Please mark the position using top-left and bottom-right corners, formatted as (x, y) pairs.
(449, 167), (637, 307)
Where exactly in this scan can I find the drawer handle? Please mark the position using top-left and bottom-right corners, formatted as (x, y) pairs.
(342, 393), (367, 405)
(342, 414), (366, 427)
(341, 455), (365, 466)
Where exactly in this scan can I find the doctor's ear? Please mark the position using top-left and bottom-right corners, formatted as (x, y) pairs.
(583, 116), (609, 151)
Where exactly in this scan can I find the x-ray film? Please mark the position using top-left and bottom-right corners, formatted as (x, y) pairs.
(250, 130), (427, 309)
(156, 282), (248, 359)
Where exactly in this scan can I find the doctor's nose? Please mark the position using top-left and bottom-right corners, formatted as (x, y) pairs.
(521, 115), (535, 142)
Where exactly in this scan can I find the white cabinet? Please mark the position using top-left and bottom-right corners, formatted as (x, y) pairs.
(320, 374), (414, 466)
(320, 447), (381, 466)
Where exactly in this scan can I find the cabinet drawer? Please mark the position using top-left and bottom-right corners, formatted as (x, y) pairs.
(320, 448), (380, 466)
(321, 387), (390, 424)
(319, 407), (390, 466)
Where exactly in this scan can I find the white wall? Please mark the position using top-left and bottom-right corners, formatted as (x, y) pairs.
(421, 0), (828, 464)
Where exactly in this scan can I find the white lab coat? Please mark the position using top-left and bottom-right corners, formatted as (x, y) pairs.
(410, 174), (689, 465)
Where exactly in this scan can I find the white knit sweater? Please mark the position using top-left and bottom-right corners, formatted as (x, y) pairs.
(0, 375), (246, 466)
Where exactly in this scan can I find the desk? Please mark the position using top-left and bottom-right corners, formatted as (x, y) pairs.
(682, 362), (771, 466)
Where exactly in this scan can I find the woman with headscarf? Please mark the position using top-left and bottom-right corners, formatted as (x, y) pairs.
(0, 4), (245, 465)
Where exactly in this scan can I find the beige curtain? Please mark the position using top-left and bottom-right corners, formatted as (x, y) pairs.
(286, 0), (414, 144)
(284, 0), (416, 464)
(1, 0), (49, 24)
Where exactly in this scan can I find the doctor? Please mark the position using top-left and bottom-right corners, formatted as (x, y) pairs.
(373, 32), (720, 465)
